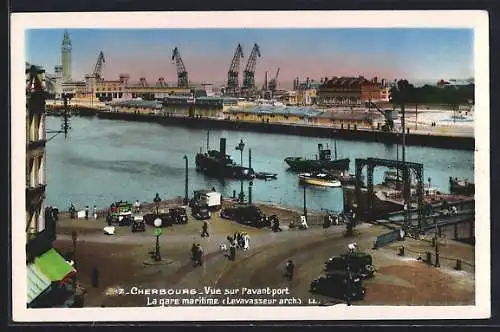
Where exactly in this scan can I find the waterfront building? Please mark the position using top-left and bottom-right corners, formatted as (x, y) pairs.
(317, 76), (383, 106)
(25, 64), (82, 308)
(225, 106), (379, 129)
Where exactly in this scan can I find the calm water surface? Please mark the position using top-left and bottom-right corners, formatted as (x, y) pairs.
(45, 116), (474, 212)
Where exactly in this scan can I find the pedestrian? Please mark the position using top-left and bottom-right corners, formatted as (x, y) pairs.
(348, 242), (358, 254)
(201, 221), (209, 238)
(134, 200), (141, 213)
(93, 205), (98, 220)
(91, 267), (99, 288)
(69, 203), (76, 219)
(285, 260), (295, 281)
(195, 244), (203, 266)
(243, 233), (250, 251)
(191, 243), (198, 264)
(85, 206), (89, 220)
(229, 243), (236, 261)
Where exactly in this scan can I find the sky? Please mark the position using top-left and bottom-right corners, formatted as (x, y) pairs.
(25, 28), (474, 88)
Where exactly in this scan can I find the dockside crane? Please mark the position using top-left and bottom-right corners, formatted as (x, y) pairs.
(226, 44), (244, 94)
(268, 67), (280, 91)
(366, 100), (395, 132)
(242, 43), (261, 91)
(172, 47), (189, 88)
(93, 51), (106, 80)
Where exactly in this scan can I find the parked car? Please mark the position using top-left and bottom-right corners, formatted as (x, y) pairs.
(220, 205), (270, 228)
(143, 212), (173, 227)
(324, 252), (375, 279)
(131, 215), (146, 232)
(169, 207), (188, 224)
(192, 205), (211, 220)
(189, 190), (222, 210)
(310, 273), (366, 301)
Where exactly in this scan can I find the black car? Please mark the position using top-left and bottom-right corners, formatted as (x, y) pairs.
(143, 212), (174, 227)
(192, 205), (211, 220)
(169, 207), (188, 224)
(324, 252), (375, 279)
(220, 205), (270, 228)
(310, 273), (366, 301)
(131, 217), (146, 232)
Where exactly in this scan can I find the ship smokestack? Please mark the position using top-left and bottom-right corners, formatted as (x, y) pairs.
(220, 138), (227, 156)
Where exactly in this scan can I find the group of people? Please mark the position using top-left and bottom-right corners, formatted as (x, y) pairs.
(69, 203), (97, 220)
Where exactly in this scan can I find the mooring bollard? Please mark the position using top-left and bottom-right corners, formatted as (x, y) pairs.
(425, 251), (432, 265)
(455, 259), (462, 271)
(398, 246), (405, 256)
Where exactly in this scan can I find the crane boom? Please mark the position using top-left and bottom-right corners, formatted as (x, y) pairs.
(227, 44), (244, 91)
(242, 43), (261, 90)
(93, 51), (105, 79)
(172, 47), (189, 88)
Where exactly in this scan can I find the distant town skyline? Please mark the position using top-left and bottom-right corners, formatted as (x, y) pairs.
(26, 28), (474, 87)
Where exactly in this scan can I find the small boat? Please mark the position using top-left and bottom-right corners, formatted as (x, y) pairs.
(255, 172), (278, 180)
(298, 172), (342, 188)
(449, 177), (474, 195)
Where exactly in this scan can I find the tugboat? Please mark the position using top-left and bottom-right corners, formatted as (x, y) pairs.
(285, 142), (349, 172)
(298, 172), (342, 188)
(195, 137), (255, 180)
(449, 177), (474, 195)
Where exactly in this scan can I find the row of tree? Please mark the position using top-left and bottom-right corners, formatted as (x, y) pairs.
(390, 80), (474, 109)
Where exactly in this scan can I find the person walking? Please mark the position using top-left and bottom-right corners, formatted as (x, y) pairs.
(191, 243), (198, 264)
(201, 221), (209, 238)
(85, 206), (89, 220)
(229, 242), (236, 261)
(285, 260), (295, 281)
(134, 200), (141, 213)
(242, 233), (250, 251)
(93, 205), (98, 220)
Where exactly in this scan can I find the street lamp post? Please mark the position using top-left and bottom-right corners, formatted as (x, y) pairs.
(434, 218), (440, 267)
(153, 218), (163, 261)
(236, 139), (245, 204)
(183, 155), (189, 205)
(303, 184), (307, 220)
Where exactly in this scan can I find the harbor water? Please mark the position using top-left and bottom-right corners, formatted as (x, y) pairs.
(45, 116), (474, 212)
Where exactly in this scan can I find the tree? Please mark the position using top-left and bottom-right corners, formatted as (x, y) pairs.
(443, 87), (462, 123)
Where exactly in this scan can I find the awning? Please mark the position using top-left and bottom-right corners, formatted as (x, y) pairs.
(27, 263), (51, 305)
(35, 248), (74, 282)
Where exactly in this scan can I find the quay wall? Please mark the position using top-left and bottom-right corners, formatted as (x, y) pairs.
(48, 106), (475, 151)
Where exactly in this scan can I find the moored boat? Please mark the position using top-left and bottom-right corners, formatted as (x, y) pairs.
(195, 137), (255, 180)
(285, 143), (350, 172)
(449, 177), (474, 195)
(298, 172), (342, 188)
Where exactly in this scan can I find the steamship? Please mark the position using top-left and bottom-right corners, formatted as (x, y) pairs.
(195, 138), (255, 180)
(285, 143), (350, 172)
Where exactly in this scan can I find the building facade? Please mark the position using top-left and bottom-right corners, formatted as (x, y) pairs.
(317, 76), (384, 106)
(26, 64), (83, 308)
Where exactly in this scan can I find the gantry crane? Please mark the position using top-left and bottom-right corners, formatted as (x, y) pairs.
(268, 67), (280, 91)
(172, 47), (189, 88)
(226, 44), (244, 94)
(242, 43), (261, 91)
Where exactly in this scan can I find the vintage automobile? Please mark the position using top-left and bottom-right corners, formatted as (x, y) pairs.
(220, 205), (270, 228)
(143, 212), (174, 227)
(107, 201), (134, 226)
(131, 215), (146, 233)
(169, 207), (188, 224)
(310, 273), (366, 301)
(192, 205), (211, 220)
(324, 252), (375, 279)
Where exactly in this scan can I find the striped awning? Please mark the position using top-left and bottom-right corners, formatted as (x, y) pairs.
(27, 263), (51, 305)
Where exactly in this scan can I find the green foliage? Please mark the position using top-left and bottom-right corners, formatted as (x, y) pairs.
(389, 80), (474, 107)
